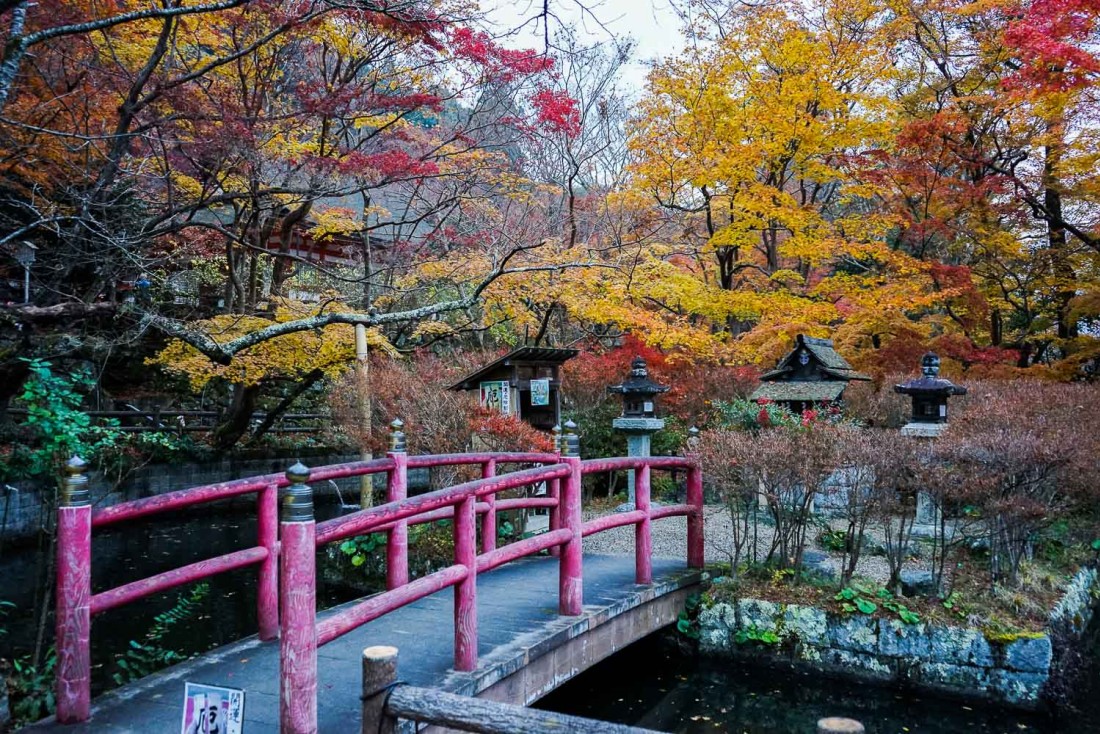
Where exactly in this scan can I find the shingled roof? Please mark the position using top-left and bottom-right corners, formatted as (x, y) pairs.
(758, 335), (871, 383)
(751, 381), (847, 403)
(749, 334), (870, 404)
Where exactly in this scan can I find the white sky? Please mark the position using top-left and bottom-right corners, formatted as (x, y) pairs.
(483, 0), (684, 94)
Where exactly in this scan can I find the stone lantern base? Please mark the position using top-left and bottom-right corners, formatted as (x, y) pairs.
(612, 417), (665, 512)
(900, 422), (947, 438)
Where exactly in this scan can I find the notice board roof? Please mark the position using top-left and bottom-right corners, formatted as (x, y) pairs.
(448, 347), (579, 391)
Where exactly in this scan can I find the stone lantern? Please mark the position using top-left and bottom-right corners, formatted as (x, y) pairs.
(608, 357), (669, 510)
(894, 353), (967, 437)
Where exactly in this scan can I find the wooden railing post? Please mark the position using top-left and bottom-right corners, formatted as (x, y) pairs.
(479, 458), (497, 554)
(454, 493), (478, 671)
(635, 463), (652, 585)
(548, 424), (562, 557)
(559, 421), (583, 616)
(361, 646), (398, 734)
(386, 419), (408, 590)
(686, 426), (704, 569)
(280, 462), (317, 734)
(56, 456), (92, 724)
(257, 481), (279, 641)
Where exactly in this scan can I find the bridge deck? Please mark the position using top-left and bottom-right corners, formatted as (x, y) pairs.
(28, 554), (698, 733)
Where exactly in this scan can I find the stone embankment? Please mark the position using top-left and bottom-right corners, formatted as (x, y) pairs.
(697, 567), (1099, 707)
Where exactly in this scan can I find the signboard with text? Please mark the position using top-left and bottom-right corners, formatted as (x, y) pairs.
(181, 682), (244, 734)
(530, 379), (550, 407)
(479, 380), (511, 415)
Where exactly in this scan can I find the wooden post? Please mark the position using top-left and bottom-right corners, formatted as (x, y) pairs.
(480, 458), (497, 554)
(55, 456), (92, 724)
(548, 424), (562, 557)
(559, 421), (583, 616)
(686, 427), (704, 569)
(280, 462), (317, 734)
(817, 718), (865, 733)
(360, 646), (398, 734)
(386, 419), (408, 590)
(257, 481), (279, 641)
(635, 463), (652, 585)
(355, 323), (374, 509)
(454, 493), (478, 671)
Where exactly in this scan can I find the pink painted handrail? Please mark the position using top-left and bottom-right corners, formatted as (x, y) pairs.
(55, 447), (705, 730)
(582, 510), (647, 537)
(405, 452), (558, 469)
(314, 464), (572, 546)
(91, 474), (281, 528)
(317, 565), (468, 647)
(476, 528), (573, 573)
(580, 456), (694, 473)
(91, 546), (269, 615)
(91, 458), (397, 529)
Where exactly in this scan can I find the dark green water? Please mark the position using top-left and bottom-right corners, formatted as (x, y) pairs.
(536, 633), (1098, 734)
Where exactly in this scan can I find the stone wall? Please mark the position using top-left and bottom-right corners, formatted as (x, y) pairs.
(698, 567), (1099, 707)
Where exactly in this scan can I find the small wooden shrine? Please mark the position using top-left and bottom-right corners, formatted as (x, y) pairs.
(448, 347), (578, 431)
(749, 335), (871, 413)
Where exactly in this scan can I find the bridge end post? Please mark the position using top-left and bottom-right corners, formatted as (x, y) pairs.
(686, 427), (704, 569)
(280, 462), (318, 734)
(56, 456), (92, 724)
(635, 464), (652, 584)
(559, 422), (583, 616)
(479, 458), (497, 554)
(361, 646), (399, 734)
(257, 481), (279, 641)
(386, 419), (409, 590)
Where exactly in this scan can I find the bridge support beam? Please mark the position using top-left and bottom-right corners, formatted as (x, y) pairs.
(280, 463), (317, 734)
(56, 457), (92, 724)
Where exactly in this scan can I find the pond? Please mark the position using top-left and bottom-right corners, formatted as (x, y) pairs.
(535, 631), (1100, 734)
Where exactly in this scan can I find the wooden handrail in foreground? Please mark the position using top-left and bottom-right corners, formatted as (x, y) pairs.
(360, 645), (665, 734)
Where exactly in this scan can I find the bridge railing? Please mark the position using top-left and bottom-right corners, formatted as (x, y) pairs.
(51, 419), (560, 726)
(53, 418), (704, 733)
(278, 420), (703, 734)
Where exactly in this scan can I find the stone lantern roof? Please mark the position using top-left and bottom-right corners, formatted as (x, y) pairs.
(607, 356), (669, 398)
(895, 353), (967, 434)
(893, 353), (967, 399)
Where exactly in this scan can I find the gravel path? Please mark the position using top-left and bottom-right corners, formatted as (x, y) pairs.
(581, 504), (921, 584)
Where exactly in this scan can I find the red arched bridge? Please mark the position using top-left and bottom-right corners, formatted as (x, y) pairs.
(41, 422), (704, 733)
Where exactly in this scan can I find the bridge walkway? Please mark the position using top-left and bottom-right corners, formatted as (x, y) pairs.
(27, 554), (699, 733)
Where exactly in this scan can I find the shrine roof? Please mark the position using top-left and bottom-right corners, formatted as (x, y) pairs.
(749, 381), (848, 403)
(448, 347), (578, 391)
(760, 334), (871, 383)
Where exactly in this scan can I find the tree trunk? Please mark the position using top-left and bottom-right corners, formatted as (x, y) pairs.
(212, 382), (261, 451)
(246, 369), (325, 446)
